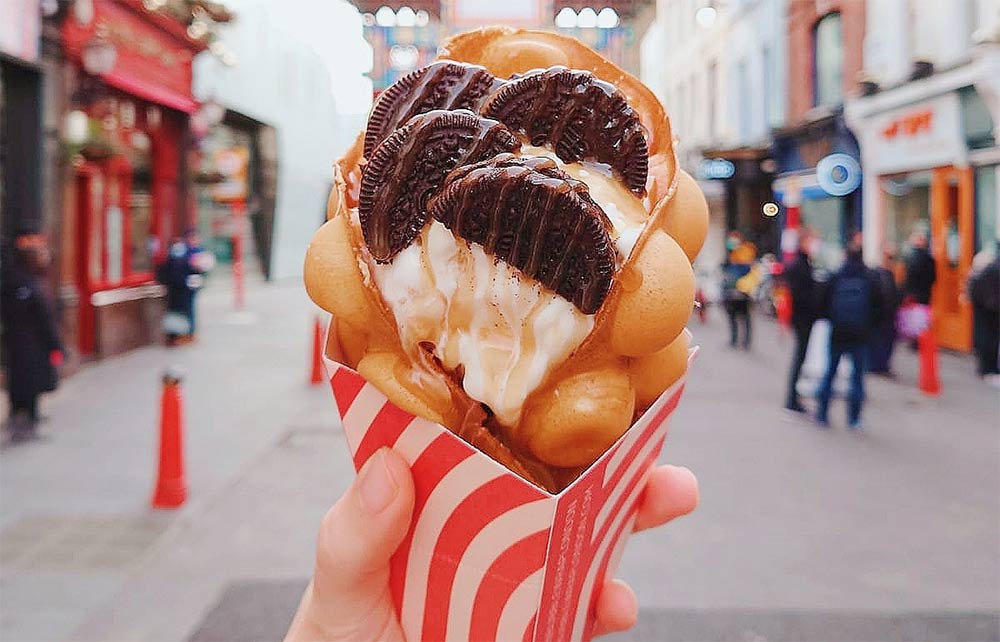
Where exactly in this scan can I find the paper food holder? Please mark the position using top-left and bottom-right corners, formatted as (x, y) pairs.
(323, 325), (694, 642)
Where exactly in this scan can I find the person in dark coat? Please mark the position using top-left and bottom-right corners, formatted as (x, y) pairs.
(867, 247), (902, 375)
(783, 228), (819, 413)
(904, 231), (936, 305)
(182, 228), (211, 337)
(156, 240), (196, 346)
(815, 235), (885, 430)
(968, 245), (999, 378)
(1, 236), (63, 442)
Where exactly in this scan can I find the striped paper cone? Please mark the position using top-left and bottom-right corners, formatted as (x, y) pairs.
(324, 344), (692, 642)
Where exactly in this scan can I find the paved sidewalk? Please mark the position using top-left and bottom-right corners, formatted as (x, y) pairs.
(2, 283), (997, 641)
(1, 274), (336, 642)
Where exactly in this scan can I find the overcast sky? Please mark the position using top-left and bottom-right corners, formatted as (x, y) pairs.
(226, 0), (375, 115)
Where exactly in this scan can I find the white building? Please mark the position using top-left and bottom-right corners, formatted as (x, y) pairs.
(641, 0), (788, 275)
(845, 0), (1000, 352)
(193, 0), (371, 280)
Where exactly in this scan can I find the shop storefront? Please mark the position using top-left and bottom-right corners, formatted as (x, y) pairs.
(698, 147), (778, 258)
(192, 110), (277, 278)
(847, 53), (1000, 352)
(772, 114), (863, 272)
(58, 0), (205, 358)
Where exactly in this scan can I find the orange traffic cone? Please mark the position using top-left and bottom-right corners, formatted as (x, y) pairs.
(310, 317), (325, 385)
(152, 369), (187, 508)
(918, 330), (941, 396)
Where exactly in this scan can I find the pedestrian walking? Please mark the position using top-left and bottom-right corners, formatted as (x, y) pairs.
(721, 232), (759, 350)
(156, 240), (197, 346)
(816, 235), (885, 430)
(867, 247), (902, 375)
(967, 243), (999, 379)
(901, 230), (937, 350)
(182, 228), (214, 339)
(904, 230), (936, 305)
(0, 235), (64, 443)
(783, 228), (819, 413)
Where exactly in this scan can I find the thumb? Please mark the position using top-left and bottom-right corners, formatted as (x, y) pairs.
(285, 448), (414, 642)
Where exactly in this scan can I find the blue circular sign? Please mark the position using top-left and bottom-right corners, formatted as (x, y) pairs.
(699, 158), (736, 180)
(816, 153), (861, 196)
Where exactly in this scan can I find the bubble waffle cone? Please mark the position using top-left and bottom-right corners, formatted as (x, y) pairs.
(305, 28), (709, 491)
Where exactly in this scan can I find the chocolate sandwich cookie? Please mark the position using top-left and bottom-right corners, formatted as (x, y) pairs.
(481, 67), (649, 195)
(359, 110), (520, 262)
(428, 154), (617, 314)
(364, 61), (503, 158)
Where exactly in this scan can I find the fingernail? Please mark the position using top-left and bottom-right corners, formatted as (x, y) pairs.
(357, 449), (398, 515)
(666, 464), (696, 482)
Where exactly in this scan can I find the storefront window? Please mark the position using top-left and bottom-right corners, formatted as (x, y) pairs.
(883, 170), (932, 256)
(801, 196), (845, 270)
(76, 93), (166, 288)
(960, 86), (996, 150)
(813, 12), (843, 108)
(976, 166), (997, 253)
(944, 176), (961, 268)
(104, 198), (123, 283)
(129, 144), (154, 274)
(196, 123), (256, 262)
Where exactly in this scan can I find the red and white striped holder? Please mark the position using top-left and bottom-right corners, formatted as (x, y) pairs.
(324, 346), (692, 642)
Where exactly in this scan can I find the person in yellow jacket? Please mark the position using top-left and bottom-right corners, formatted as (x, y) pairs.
(721, 233), (760, 350)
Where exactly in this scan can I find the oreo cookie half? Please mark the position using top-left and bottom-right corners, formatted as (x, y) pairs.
(358, 110), (520, 262)
(364, 61), (503, 158)
(482, 67), (649, 195)
(428, 154), (617, 314)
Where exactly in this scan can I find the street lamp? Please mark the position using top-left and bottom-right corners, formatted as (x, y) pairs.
(695, 1), (721, 29)
(555, 7), (577, 28)
(577, 7), (598, 28)
(64, 110), (90, 145)
(375, 6), (396, 26)
(596, 7), (619, 28)
(396, 6), (416, 26)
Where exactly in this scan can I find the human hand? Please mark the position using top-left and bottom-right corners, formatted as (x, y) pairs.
(284, 448), (698, 642)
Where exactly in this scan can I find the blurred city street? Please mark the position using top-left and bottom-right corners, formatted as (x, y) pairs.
(3, 1), (1000, 641)
(1, 275), (997, 642)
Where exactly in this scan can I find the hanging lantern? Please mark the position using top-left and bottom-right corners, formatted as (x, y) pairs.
(81, 36), (117, 75)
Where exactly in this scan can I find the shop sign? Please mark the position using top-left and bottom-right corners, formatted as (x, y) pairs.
(698, 158), (736, 180)
(867, 93), (966, 175)
(62, 0), (199, 113)
(212, 146), (250, 202)
(816, 153), (861, 196)
(0, 0), (40, 62)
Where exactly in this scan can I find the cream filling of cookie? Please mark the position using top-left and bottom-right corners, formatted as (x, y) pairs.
(366, 149), (647, 426)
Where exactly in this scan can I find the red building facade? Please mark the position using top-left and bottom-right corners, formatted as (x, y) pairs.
(55, 0), (206, 361)
(786, 0), (866, 124)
